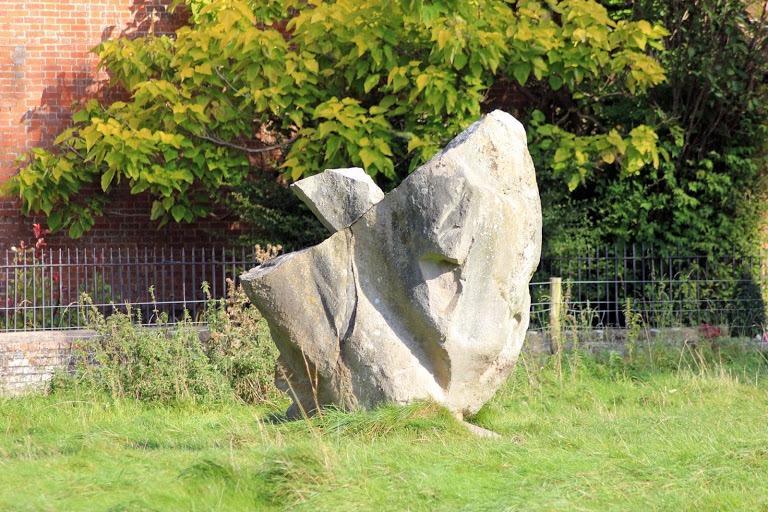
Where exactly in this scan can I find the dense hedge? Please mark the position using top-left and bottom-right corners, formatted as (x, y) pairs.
(539, 0), (768, 256)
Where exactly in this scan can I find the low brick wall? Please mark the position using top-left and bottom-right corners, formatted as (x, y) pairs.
(0, 330), (95, 396)
(524, 327), (704, 355)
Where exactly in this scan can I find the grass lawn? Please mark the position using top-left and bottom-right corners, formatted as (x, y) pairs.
(1, 343), (767, 511)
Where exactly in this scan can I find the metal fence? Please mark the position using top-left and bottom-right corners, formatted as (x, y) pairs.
(1, 245), (766, 335)
(1, 247), (261, 332)
(529, 246), (767, 336)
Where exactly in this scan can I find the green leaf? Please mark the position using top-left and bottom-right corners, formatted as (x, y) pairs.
(54, 128), (76, 145)
(47, 210), (63, 232)
(512, 63), (531, 85)
(567, 173), (581, 191)
(171, 204), (187, 223)
(100, 169), (116, 192)
(72, 110), (90, 124)
(453, 52), (468, 70)
(325, 136), (342, 161)
(68, 220), (84, 239)
(548, 75), (564, 90)
(150, 200), (164, 221)
(363, 74), (380, 93)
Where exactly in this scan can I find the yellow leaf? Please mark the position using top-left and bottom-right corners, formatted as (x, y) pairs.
(195, 62), (212, 75)
(290, 164), (305, 181)
(304, 57), (319, 74)
(359, 148), (378, 169)
(415, 74), (429, 92)
(436, 29), (451, 50)
(179, 67), (194, 80)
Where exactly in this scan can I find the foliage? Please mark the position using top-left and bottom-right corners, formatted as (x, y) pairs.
(64, 304), (233, 402)
(3, 224), (62, 330)
(203, 279), (280, 403)
(531, 248), (767, 336)
(6, 0), (666, 238)
(59, 282), (280, 403)
(229, 173), (327, 251)
(537, 0), (768, 255)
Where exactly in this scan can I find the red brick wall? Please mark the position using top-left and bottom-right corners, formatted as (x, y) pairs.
(0, 0), (235, 250)
(0, 191), (238, 250)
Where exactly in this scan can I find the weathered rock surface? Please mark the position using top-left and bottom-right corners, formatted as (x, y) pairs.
(241, 110), (542, 418)
(290, 167), (385, 233)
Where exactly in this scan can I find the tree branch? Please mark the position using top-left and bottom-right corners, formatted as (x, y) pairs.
(64, 143), (85, 160)
(195, 132), (297, 154)
(215, 67), (238, 92)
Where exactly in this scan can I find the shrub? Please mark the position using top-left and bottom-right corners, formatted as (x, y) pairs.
(539, 0), (768, 255)
(57, 283), (281, 404)
(229, 174), (327, 251)
(65, 306), (232, 402)
(203, 280), (281, 404)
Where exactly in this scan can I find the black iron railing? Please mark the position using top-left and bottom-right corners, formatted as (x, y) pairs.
(1, 245), (766, 335)
(529, 246), (767, 336)
(1, 247), (261, 331)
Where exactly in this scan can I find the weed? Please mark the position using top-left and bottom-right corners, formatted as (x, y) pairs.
(53, 282), (281, 405)
(60, 304), (231, 403)
(204, 280), (280, 404)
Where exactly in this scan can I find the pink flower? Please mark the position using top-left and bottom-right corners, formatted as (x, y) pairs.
(34, 238), (47, 258)
(32, 223), (50, 240)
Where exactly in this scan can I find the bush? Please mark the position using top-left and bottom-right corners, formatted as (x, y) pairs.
(64, 308), (231, 402)
(6, 0), (764, 256)
(229, 173), (327, 251)
(203, 280), (281, 404)
(538, 0), (768, 255)
(57, 283), (281, 404)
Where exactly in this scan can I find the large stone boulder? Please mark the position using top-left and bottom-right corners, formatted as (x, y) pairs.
(241, 110), (542, 418)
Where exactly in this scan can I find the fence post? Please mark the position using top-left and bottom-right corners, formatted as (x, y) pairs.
(549, 277), (563, 353)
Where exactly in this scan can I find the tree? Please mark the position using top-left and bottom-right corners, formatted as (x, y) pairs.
(6, 0), (666, 239)
(540, 0), (768, 255)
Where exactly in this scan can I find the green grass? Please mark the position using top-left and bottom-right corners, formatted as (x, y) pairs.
(1, 342), (767, 511)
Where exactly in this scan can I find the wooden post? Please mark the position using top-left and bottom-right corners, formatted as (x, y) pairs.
(549, 277), (563, 353)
